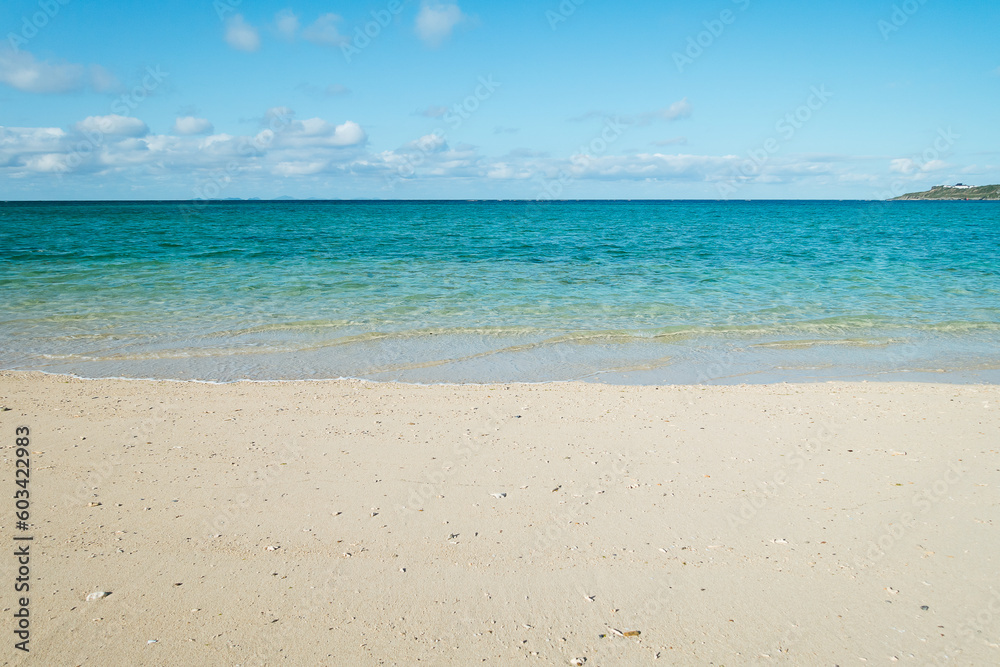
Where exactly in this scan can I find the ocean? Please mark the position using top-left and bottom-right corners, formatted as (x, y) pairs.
(2, 200), (998, 384)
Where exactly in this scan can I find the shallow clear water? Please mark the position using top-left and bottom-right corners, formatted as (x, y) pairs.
(2, 200), (998, 383)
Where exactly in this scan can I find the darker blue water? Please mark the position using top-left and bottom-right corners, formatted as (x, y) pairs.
(1, 200), (998, 383)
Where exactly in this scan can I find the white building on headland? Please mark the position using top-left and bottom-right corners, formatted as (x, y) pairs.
(949, 183), (974, 189)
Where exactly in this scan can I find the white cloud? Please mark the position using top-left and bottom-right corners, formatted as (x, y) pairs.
(0, 122), (156, 175)
(75, 115), (149, 137)
(406, 133), (448, 153)
(172, 116), (214, 135)
(99, 137), (152, 167)
(303, 14), (348, 47)
(274, 160), (328, 176)
(0, 111), (365, 183)
(889, 158), (916, 174)
(276, 118), (367, 148)
(0, 126), (66, 147)
(653, 98), (693, 122)
(889, 157), (947, 175)
(563, 152), (738, 180)
(486, 162), (527, 179)
(25, 153), (72, 173)
(0, 48), (117, 94)
(225, 15), (261, 52)
(380, 133), (485, 182)
(1, 111), (895, 197)
(415, 1), (466, 48)
(0, 126), (67, 171)
(275, 9), (300, 39)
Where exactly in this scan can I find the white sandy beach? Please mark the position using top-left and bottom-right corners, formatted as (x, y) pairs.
(1, 371), (998, 665)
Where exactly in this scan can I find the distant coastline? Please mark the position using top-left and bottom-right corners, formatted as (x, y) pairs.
(890, 184), (1000, 200)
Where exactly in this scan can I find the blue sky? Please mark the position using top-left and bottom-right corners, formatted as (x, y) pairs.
(1, 0), (998, 199)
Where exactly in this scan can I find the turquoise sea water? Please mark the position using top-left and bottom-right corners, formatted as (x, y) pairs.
(1, 200), (998, 384)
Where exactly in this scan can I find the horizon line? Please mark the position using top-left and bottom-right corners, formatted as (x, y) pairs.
(2, 197), (974, 204)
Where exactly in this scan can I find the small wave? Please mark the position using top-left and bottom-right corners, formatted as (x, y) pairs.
(200, 319), (357, 338)
(921, 321), (1000, 334)
(751, 337), (898, 350)
(577, 355), (675, 379)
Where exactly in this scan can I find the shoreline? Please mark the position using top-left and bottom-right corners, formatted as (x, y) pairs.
(2, 371), (998, 664)
(4, 366), (999, 387)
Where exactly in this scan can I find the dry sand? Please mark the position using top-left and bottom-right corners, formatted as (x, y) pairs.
(1, 371), (998, 666)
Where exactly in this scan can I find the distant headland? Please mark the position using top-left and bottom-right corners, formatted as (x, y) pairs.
(890, 184), (1000, 200)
